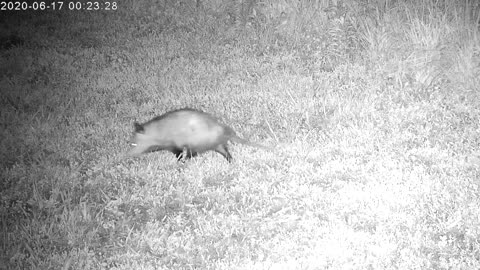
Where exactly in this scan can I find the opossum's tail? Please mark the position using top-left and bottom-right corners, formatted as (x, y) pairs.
(230, 135), (272, 151)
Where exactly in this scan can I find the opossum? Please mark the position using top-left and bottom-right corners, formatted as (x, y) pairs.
(128, 108), (269, 162)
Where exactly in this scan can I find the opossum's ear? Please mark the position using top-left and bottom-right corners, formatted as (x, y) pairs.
(133, 122), (145, 133)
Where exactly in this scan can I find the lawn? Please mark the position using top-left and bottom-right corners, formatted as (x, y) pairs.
(1, 0), (480, 269)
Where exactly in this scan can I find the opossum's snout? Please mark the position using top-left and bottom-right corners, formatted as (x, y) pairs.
(128, 133), (139, 147)
(127, 145), (142, 157)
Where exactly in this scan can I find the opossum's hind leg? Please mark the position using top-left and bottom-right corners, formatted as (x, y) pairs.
(215, 144), (233, 163)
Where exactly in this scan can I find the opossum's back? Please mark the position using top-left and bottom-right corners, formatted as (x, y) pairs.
(147, 110), (226, 147)
(183, 112), (227, 148)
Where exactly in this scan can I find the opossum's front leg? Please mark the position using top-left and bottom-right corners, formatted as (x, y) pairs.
(174, 148), (198, 161)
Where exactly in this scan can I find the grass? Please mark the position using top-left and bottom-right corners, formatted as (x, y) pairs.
(1, 0), (480, 269)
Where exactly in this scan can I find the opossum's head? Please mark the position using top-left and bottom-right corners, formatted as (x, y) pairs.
(127, 122), (155, 156)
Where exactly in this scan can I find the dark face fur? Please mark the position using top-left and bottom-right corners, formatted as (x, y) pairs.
(128, 122), (154, 156)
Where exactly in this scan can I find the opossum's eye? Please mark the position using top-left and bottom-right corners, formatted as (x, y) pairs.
(131, 143), (137, 146)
